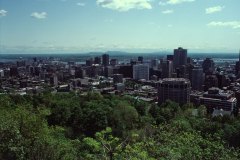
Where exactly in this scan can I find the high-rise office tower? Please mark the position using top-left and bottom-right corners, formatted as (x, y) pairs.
(94, 57), (101, 64)
(176, 65), (188, 78)
(34, 66), (41, 76)
(86, 66), (99, 78)
(50, 74), (58, 86)
(161, 60), (173, 78)
(204, 75), (218, 91)
(102, 54), (109, 66)
(158, 78), (191, 105)
(151, 59), (159, 69)
(86, 58), (93, 66)
(167, 55), (174, 61)
(173, 47), (187, 69)
(104, 66), (113, 77)
(202, 58), (215, 74)
(235, 50), (240, 76)
(75, 67), (85, 78)
(216, 73), (231, 89)
(119, 65), (133, 78)
(191, 65), (204, 91)
(187, 57), (193, 65)
(138, 56), (143, 63)
(133, 64), (149, 80)
(10, 67), (19, 77)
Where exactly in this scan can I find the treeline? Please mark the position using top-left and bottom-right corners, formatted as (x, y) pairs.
(0, 92), (240, 159)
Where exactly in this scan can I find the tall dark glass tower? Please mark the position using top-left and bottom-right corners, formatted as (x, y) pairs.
(235, 50), (240, 76)
(138, 56), (143, 63)
(202, 58), (215, 74)
(191, 65), (204, 91)
(173, 47), (187, 69)
(102, 54), (109, 66)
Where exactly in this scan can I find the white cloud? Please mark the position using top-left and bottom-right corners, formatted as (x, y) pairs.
(159, 0), (195, 6)
(96, 0), (152, 12)
(0, 9), (7, 17)
(31, 12), (47, 19)
(207, 21), (240, 29)
(162, 9), (173, 14)
(77, 2), (85, 6)
(206, 6), (224, 14)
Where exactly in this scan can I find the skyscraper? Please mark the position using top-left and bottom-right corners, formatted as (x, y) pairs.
(94, 57), (101, 64)
(235, 50), (240, 76)
(10, 67), (19, 77)
(75, 67), (85, 78)
(102, 54), (109, 66)
(104, 66), (113, 77)
(151, 59), (159, 69)
(202, 58), (215, 74)
(133, 64), (149, 80)
(204, 75), (218, 91)
(191, 65), (204, 91)
(86, 58), (93, 66)
(173, 47), (187, 69)
(167, 55), (174, 61)
(161, 60), (173, 78)
(138, 56), (143, 63)
(119, 65), (133, 78)
(50, 74), (58, 86)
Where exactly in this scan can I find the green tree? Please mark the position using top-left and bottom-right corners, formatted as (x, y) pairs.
(110, 101), (139, 136)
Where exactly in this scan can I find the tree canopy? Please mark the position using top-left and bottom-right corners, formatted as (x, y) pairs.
(0, 92), (240, 159)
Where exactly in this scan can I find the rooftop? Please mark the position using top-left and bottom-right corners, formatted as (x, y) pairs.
(203, 87), (234, 100)
(160, 78), (190, 84)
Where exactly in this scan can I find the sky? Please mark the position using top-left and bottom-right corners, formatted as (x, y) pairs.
(0, 0), (240, 54)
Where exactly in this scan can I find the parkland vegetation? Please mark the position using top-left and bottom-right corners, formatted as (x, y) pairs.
(1, 92), (240, 159)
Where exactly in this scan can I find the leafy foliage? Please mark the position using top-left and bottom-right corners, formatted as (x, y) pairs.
(0, 93), (240, 159)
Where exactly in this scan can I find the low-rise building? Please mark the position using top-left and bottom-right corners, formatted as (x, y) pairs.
(199, 87), (237, 113)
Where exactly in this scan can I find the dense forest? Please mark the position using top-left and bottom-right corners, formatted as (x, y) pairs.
(1, 92), (240, 159)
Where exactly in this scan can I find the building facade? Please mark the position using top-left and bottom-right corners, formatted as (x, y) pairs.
(202, 58), (215, 74)
(158, 78), (191, 105)
(191, 65), (204, 91)
(199, 87), (237, 113)
(173, 47), (187, 69)
(133, 64), (149, 80)
(102, 54), (110, 66)
(161, 60), (173, 78)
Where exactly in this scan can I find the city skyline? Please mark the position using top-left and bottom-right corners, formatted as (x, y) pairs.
(0, 0), (240, 53)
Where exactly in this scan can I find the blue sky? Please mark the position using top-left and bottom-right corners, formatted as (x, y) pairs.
(0, 0), (240, 53)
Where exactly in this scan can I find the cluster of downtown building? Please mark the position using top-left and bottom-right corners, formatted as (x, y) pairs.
(0, 47), (239, 116)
